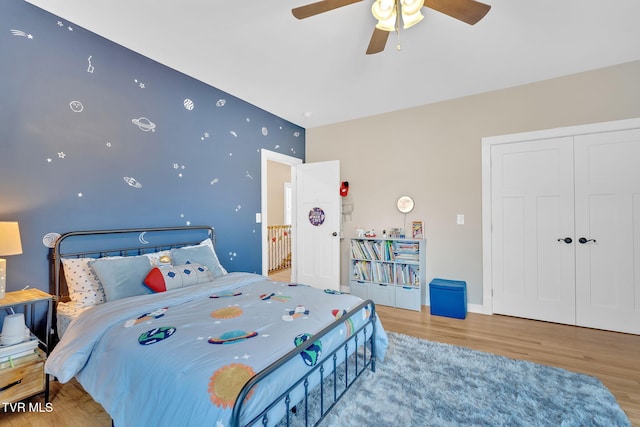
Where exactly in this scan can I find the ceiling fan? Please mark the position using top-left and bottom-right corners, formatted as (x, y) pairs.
(292, 0), (491, 54)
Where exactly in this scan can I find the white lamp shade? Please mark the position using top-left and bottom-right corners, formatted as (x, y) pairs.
(0, 222), (22, 256)
(0, 222), (22, 299)
(1, 313), (27, 345)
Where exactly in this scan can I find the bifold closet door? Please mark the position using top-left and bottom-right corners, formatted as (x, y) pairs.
(574, 128), (640, 335)
(490, 137), (576, 325)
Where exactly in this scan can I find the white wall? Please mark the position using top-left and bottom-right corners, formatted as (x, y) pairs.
(305, 60), (640, 307)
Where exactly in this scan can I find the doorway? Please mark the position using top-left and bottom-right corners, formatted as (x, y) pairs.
(261, 150), (302, 282)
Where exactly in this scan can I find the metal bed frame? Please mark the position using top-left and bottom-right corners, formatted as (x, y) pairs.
(49, 226), (378, 427)
(232, 298), (377, 426)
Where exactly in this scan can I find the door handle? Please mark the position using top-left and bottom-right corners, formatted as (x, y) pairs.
(578, 237), (596, 244)
(557, 237), (572, 244)
(332, 232), (338, 237)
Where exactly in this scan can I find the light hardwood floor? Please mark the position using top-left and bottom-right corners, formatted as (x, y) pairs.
(3, 306), (639, 426)
(268, 268), (291, 283)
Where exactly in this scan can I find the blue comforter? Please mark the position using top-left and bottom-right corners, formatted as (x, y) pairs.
(46, 272), (388, 426)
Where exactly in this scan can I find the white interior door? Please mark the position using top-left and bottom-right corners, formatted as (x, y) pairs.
(294, 160), (341, 291)
(491, 138), (576, 324)
(574, 129), (640, 334)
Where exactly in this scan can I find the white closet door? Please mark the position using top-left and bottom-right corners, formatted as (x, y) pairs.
(491, 138), (576, 324)
(574, 129), (640, 335)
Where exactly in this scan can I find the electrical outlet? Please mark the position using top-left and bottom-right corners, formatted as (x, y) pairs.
(457, 214), (464, 225)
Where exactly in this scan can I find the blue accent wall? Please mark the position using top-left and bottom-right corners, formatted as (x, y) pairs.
(0, 0), (305, 293)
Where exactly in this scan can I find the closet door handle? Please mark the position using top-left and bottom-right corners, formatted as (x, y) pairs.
(557, 237), (573, 244)
(578, 237), (596, 244)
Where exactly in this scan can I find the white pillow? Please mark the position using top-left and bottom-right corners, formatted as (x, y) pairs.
(144, 250), (172, 266)
(61, 257), (107, 307)
(201, 238), (227, 274)
(198, 238), (227, 274)
(170, 238), (227, 276)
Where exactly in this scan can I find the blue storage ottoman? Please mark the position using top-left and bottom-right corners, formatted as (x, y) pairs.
(429, 278), (467, 319)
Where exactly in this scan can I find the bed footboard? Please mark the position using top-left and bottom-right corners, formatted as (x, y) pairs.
(231, 299), (377, 427)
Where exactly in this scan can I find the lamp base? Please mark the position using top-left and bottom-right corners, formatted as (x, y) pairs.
(0, 258), (6, 299)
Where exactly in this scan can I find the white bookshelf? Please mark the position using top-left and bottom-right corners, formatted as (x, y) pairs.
(349, 237), (426, 311)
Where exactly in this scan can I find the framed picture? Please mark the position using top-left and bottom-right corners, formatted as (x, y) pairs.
(412, 221), (424, 239)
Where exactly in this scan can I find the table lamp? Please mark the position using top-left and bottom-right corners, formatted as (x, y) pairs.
(0, 221), (23, 299)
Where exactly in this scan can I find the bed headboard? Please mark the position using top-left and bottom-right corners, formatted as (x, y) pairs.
(49, 225), (215, 302)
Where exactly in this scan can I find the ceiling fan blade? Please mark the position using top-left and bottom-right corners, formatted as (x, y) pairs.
(292, 0), (363, 19)
(366, 27), (390, 55)
(423, 0), (491, 25)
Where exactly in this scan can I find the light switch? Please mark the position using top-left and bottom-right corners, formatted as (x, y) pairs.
(457, 214), (464, 225)
(255, 213), (262, 223)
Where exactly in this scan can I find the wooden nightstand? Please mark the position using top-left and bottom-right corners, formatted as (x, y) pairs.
(0, 288), (52, 404)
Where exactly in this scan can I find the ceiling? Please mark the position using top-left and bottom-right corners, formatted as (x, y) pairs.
(24, 0), (640, 128)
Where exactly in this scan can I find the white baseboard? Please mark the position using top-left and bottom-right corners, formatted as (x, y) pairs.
(467, 303), (485, 314)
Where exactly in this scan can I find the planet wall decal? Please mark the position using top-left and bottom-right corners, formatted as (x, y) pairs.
(69, 100), (84, 113)
(131, 117), (156, 132)
(123, 176), (143, 188)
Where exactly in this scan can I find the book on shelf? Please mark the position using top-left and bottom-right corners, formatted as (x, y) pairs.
(384, 240), (394, 261)
(0, 333), (39, 363)
(351, 239), (385, 261)
(394, 264), (420, 286)
(352, 260), (371, 281)
(393, 241), (420, 263)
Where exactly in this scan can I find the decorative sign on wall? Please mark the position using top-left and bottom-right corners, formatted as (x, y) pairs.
(308, 207), (325, 226)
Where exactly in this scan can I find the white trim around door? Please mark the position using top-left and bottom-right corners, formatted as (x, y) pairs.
(481, 117), (640, 316)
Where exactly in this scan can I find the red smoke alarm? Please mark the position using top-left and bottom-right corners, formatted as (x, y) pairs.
(340, 181), (349, 197)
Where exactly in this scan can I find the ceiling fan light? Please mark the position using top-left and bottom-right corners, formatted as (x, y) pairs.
(372, 0), (395, 20)
(400, 0), (423, 14)
(375, 19), (397, 32)
(402, 9), (423, 29)
(372, 0), (397, 32)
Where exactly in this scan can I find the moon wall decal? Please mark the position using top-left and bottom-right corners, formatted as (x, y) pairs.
(139, 232), (149, 245)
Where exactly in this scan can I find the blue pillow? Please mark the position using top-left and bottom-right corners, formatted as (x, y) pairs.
(171, 245), (225, 278)
(91, 256), (153, 301)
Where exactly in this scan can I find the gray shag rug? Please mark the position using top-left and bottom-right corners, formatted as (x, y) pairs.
(284, 332), (630, 427)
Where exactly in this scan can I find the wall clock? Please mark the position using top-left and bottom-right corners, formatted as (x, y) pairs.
(396, 196), (415, 214)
